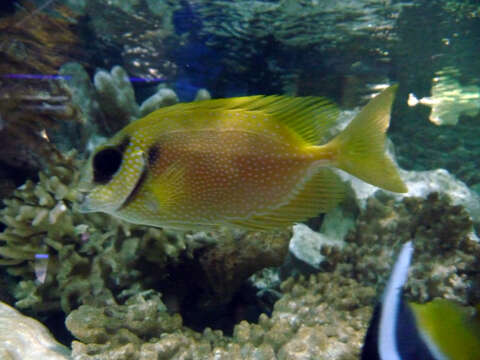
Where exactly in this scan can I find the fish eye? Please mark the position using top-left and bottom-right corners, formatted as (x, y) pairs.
(92, 147), (123, 184)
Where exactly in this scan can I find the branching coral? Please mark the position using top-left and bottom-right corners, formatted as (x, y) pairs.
(0, 153), (201, 314)
(93, 66), (140, 133)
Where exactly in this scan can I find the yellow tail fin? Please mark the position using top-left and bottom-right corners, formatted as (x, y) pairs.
(327, 85), (407, 193)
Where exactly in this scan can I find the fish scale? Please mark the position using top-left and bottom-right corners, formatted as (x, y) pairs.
(131, 130), (311, 221)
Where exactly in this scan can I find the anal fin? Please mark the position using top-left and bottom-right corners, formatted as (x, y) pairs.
(230, 168), (345, 230)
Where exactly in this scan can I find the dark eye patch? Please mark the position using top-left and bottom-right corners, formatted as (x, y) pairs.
(93, 147), (123, 184)
(147, 144), (161, 166)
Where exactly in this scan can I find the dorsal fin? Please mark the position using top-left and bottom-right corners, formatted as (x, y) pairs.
(229, 168), (345, 230)
(137, 95), (339, 145)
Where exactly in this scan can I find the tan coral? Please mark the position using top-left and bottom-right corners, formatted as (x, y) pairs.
(67, 272), (373, 359)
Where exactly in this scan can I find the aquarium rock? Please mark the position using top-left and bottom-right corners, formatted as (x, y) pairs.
(288, 221), (344, 271)
(0, 300), (70, 360)
(194, 89), (212, 101)
(285, 200), (357, 275)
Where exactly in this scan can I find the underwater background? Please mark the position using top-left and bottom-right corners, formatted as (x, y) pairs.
(0, 0), (479, 359)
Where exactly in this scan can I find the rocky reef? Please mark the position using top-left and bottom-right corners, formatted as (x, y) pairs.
(0, 1), (479, 359)
(58, 190), (480, 359)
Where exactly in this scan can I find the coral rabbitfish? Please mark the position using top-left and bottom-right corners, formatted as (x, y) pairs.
(77, 85), (407, 230)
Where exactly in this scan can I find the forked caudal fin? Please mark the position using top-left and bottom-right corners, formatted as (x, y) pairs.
(325, 85), (407, 193)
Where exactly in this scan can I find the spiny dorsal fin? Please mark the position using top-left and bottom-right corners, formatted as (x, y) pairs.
(140, 95), (339, 145)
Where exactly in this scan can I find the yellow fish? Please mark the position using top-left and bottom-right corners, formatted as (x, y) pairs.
(77, 85), (407, 230)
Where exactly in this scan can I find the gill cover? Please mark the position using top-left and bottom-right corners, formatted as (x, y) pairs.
(77, 137), (146, 214)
